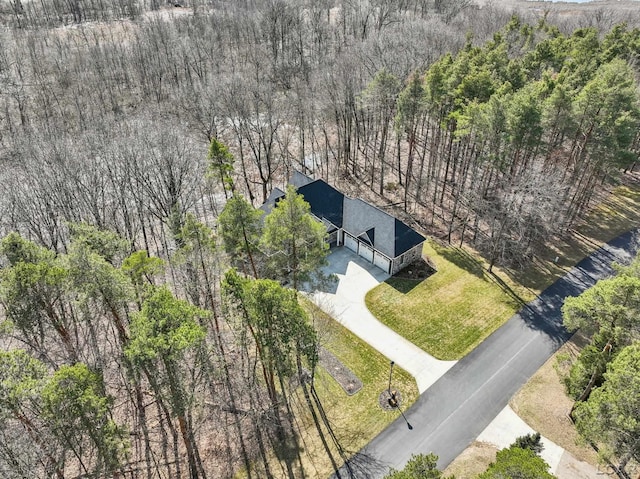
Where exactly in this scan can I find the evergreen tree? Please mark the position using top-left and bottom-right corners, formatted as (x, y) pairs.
(479, 446), (555, 479)
(261, 185), (328, 289)
(574, 343), (640, 475)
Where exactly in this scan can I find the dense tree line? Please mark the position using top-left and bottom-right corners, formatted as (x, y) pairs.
(0, 2), (638, 270)
(562, 252), (640, 478)
(0, 143), (330, 477)
(0, 204), (326, 477)
(353, 19), (640, 270)
(1, 0), (640, 477)
(0, 0), (504, 249)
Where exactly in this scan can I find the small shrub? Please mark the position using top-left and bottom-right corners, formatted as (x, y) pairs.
(512, 432), (543, 455)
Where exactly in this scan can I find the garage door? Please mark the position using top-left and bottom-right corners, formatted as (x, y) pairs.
(359, 243), (374, 263)
(344, 233), (358, 253)
(373, 252), (391, 274)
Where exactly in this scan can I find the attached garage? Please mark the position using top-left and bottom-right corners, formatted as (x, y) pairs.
(344, 233), (358, 253)
(358, 243), (374, 263)
(264, 173), (426, 277)
(373, 251), (391, 274)
(344, 231), (391, 273)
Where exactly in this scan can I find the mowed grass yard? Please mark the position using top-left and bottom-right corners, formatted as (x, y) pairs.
(261, 301), (418, 478)
(366, 175), (640, 361)
(366, 241), (524, 360)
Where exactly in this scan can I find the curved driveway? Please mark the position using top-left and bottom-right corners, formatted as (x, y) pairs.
(310, 248), (456, 393)
(334, 228), (639, 478)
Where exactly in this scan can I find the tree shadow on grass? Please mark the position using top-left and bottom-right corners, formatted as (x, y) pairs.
(331, 450), (389, 479)
(431, 242), (485, 279)
(272, 432), (305, 479)
(433, 242), (530, 308)
(504, 228), (618, 294)
(485, 271), (528, 310)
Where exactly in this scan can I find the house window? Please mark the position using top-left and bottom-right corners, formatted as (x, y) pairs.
(400, 254), (405, 264)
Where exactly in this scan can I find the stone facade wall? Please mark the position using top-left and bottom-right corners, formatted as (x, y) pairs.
(390, 243), (424, 275)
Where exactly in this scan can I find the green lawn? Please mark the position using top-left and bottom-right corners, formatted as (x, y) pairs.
(260, 177), (640, 477)
(260, 301), (419, 478)
(366, 179), (640, 362)
(309, 303), (417, 443)
(366, 241), (523, 360)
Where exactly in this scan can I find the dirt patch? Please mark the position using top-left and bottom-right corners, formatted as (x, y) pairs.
(443, 441), (498, 479)
(556, 453), (615, 479)
(377, 389), (406, 410)
(318, 347), (362, 396)
(393, 256), (437, 281)
(509, 333), (600, 465)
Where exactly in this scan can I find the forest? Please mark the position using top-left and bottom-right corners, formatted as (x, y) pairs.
(562, 252), (640, 479)
(1, 0), (640, 477)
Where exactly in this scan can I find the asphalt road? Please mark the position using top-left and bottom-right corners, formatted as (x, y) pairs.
(334, 228), (639, 478)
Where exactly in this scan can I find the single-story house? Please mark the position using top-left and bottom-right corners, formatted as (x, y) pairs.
(263, 172), (425, 275)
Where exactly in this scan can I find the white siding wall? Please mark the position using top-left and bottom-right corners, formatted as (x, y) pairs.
(373, 251), (391, 273)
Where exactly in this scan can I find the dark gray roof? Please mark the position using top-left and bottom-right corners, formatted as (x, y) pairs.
(290, 171), (314, 188)
(262, 173), (425, 259)
(394, 219), (425, 256)
(259, 187), (285, 216)
(342, 195), (424, 258)
(297, 180), (344, 228)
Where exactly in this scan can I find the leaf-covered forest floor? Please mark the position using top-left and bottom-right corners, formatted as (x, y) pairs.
(4, 0), (640, 477)
(518, 169), (640, 293)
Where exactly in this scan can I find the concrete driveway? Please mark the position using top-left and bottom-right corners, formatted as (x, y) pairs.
(308, 247), (456, 394)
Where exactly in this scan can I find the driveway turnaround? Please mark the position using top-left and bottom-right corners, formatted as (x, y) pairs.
(309, 247), (456, 394)
(332, 228), (639, 478)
